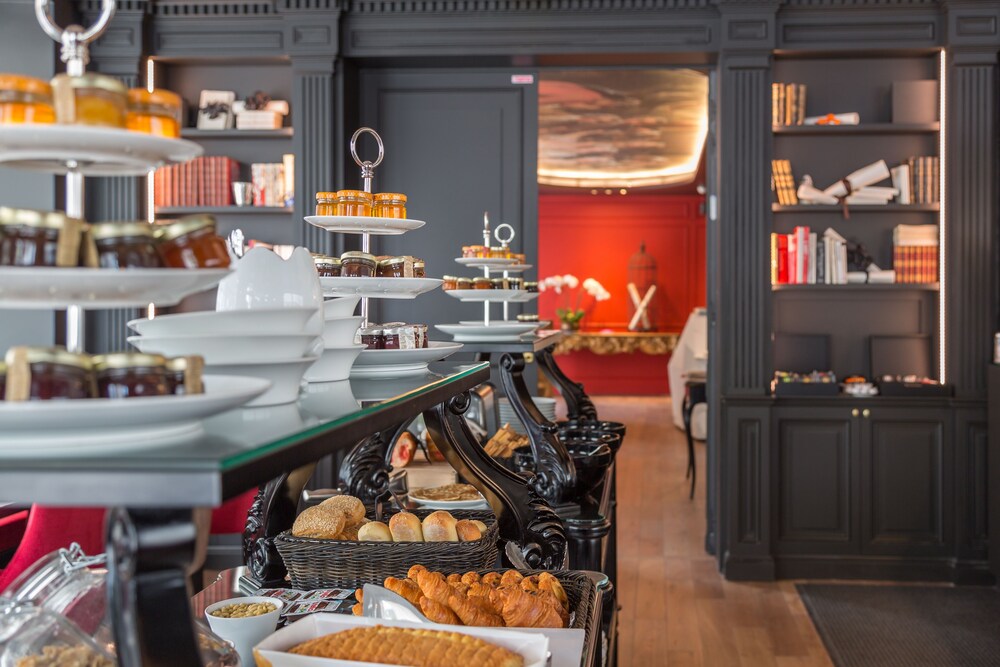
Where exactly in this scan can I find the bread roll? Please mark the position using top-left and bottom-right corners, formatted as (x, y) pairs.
(422, 510), (459, 542)
(455, 519), (483, 542)
(469, 520), (488, 534)
(291, 505), (346, 539)
(358, 521), (392, 542)
(389, 511), (424, 542)
(320, 495), (366, 525)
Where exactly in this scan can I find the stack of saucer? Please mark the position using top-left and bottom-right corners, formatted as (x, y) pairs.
(304, 297), (365, 382)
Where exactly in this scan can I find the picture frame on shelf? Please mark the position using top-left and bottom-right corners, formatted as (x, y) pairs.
(197, 90), (236, 130)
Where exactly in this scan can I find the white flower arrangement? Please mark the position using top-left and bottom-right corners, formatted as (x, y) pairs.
(538, 273), (610, 329)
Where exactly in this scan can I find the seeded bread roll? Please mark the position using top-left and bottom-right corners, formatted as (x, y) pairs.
(358, 521), (392, 542)
(422, 510), (459, 542)
(388, 511), (424, 542)
(455, 519), (483, 542)
(320, 495), (366, 525)
(291, 505), (346, 539)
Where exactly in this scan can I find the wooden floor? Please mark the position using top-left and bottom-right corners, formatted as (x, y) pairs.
(594, 396), (834, 667)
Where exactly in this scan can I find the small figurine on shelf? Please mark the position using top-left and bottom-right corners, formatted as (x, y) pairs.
(539, 274), (610, 331)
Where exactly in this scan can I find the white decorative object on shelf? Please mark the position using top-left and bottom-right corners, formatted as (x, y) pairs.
(319, 276), (442, 300)
(198, 90), (236, 130)
(305, 215), (426, 235)
(128, 308), (317, 338)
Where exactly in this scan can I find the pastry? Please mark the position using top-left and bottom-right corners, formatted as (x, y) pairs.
(389, 511), (424, 542)
(538, 571), (568, 609)
(414, 569), (453, 605)
(384, 576), (423, 607)
(461, 572), (481, 586)
(500, 570), (523, 587)
(422, 510), (459, 542)
(291, 505), (346, 539)
(418, 597), (462, 625)
(358, 521), (392, 542)
(336, 523), (362, 541)
(355, 588), (364, 603)
(446, 573), (463, 586)
(448, 591), (504, 627)
(455, 519), (483, 542)
(321, 495), (366, 524)
(288, 625), (524, 667)
(497, 586), (565, 629)
(407, 564), (428, 579)
(480, 572), (503, 587)
(351, 602), (363, 616)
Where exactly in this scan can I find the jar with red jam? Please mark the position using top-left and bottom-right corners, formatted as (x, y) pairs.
(413, 259), (425, 278)
(93, 352), (169, 399)
(456, 277), (473, 290)
(383, 325), (419, 350)
(335, 190), (373, 217)
(377, 256), (412, 278)
(156, 215), (231, 269)
(491, 277), (509, 290)
(442, 276), (458, 291)
(165, 356), (203, 395)
(373, 192), (407, 219)
(3, 346), (94, 401)
(524, 281), (539, 293)
(0, 207), (84, 267)
(508, 277), (523, 291)
(472, 277), (491, 290)
(360, 325), (385, 349)
(313, 255), (341, 277)
(90, 221), (162, 269)
(413, 324), (428, 349)
(340, 251), (377, 277)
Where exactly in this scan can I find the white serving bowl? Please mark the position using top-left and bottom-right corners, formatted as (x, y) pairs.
(128, 333), (319, 365)
(321, 316), (363, 348)
(304, 345), (365, 383)
(128, 308), (316, 338)
(205, 596), (283, 667)
(323, 296), (361, 319)
(205, 357), (318, 406)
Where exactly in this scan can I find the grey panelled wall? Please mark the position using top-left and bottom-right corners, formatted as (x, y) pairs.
(296, 64), (338, 255)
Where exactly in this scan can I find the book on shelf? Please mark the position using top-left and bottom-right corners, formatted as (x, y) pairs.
(154, 156), (240, 209)
(890, 164), (911, 204)
(251, 163), (287, 208)
(906, 156), (940, 204)
(772, 83), (807, 126)
(893, 224), (938, 283)
(771, 159), (799, 205)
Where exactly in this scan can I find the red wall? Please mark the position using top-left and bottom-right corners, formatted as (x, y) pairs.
(538, 193), (706, 395)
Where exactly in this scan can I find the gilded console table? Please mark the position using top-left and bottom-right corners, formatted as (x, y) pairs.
(553, 331), (679, 356)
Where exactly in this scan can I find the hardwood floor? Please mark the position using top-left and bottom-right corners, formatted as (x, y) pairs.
(591, 396), (834, 667)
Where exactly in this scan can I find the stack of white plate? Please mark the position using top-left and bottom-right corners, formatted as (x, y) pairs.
(497, 396), (558, 434)
(304, 297), (365, 382)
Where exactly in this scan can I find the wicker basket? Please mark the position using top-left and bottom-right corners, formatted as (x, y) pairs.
(275, 509), (500, 590)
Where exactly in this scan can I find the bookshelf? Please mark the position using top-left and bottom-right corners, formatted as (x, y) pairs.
(155, 206), (293, 216)
(772, 203), (939, 213)
(180, 128), (293, 139)
(771, 283), (939, 292)
(772, 122), (939, 136)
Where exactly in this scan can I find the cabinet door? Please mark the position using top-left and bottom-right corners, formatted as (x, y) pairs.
(861, 407), (951, 556)
(774, 408), (857, 553)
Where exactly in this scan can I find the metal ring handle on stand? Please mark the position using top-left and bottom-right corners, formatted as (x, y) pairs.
(494, 223), (516, 247)
(35, 0), (116, 73)
(350, 127), (385, 193)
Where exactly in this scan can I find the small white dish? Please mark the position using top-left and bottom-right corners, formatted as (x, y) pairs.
(128, 308), (316, 337)
(304, 345), (365, 383)
(411, 497), (491, 510)
(304, 215), (426, 235)
(319, 276), (442, 300)
(205, 357), (318, 406)
(321, 316), (363, 348)
(129, 333), (317, 365)
(323, 296), (361, 319)
(205, 596), (283, 667)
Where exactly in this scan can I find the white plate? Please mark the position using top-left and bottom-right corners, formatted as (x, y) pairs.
(410, 497), (491, 510)
(459, 320), (542, 329)
(0, 267), (230, 309)
(304, 215), (426, 235)
(508, 292), (540, 302)
(444, 289), (526, 302)
(436, 323), (538, 342)
(319, 277), (442, 299)
(206, 357), (318, 407)
(353, 341), (463, 366)
(454, 256), (519, 268)
(129, 333), (319, 364)
(350, 361), (435, 378)
(486, 263), (532, 273)
(304, 345), (365, 382)
(0, 125), (202, 176)
(128, 308), (317, 337)
(321, 316), (363, 348)
(0, 375), (269, 454)
(323, 296), (361, 319)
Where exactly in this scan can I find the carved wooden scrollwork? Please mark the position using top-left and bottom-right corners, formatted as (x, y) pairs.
(536, 347), (598, 422)
(338, 421), (410, 504)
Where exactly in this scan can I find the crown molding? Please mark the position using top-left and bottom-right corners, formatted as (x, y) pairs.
(348, 0), (710, 13)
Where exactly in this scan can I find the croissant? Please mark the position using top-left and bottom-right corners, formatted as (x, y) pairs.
(497, 586), (566, 628)
(461, 572), (481, 586)
(407, 564), (428, 580)
(351, 602), (362, 616)
(481, 572), (503, 587)
(446, 573), (463, 586)
(500, 570), (523, 587)
(355, 588), (364, 604)
(447, 591), (504, 627)
(414, 570), (453, 605)
(419, 596), (462, 625)
(538, 572), (569, 610)
(519, 577), (539, 593)
(384, 576), (423, 607)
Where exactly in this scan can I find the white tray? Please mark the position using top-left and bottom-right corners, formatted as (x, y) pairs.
(0, 267), (230, 309)
(454, 256), (519, 268)
(444, 289), (526, 302)
(319, 276), (441, 299)
(304, 215), (425, 235)
(350, 341), (463, 378)
(0, 125), (202, 176)
(435, 322), (538, 342)
(0, 375), (269, 454)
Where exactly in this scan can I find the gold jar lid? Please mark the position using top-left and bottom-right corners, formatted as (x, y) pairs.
(0, 207), (75, 231)
(316, 192), (338, 201)
(313, 255), (341, 266)
(92, 352), (167, 371)
(473, 277), (491, 284)
(373, 192), (407, 203)
(89, 221), (154, 241)
(155, 214), (217, 242)
(335, 190), (373, 202)
(413, 258), (425, 266)
(0, 73), (52, 96)
(127, 87), (181, 109)
(6, 346), (92, 370)
(55, 72), (126, 95)
(379, 256), (408, 265)
(340, 251), (376, 262)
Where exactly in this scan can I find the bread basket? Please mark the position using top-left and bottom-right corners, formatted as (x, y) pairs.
(274, 509), (500, 589)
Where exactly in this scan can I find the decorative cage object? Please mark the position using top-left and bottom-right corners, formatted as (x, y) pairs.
(627, 242), (658, 331)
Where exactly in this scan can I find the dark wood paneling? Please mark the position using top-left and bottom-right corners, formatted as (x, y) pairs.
(294, 62), (338, 253)
(737, 417), (763, 544)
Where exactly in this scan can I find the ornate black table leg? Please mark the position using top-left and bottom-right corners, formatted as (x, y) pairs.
(423, 393), (567, 570)
(338, 421), (410, 503)
(106, 507), (203, 667)
(498, 352), (577, 506)
(536, 346), (598, 421)
(243, 462), (317, 588)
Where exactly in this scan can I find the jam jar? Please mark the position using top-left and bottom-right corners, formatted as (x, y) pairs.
(382, 325), (408, 350)
(156, 215), (231, 269)
(473, 277), (491, 290)
(442, 275), (457, 291)
(413, 259), (425, 278)
(0, 207), (84, 267)
(50, 73), (127, 128)
(360, 325), (385, 349)
(126, 88), (182, 138)
(336, 190), (373, 217)
(377, 256), (412, 278)
(0, 73), (55, 124)
(413, 324), (429, 348)
(462, 245), (487, 259)
(89, 221), (162, 269)
(456, 277), (473, 290)
(491, 277), (509, 290)
(373, 192), (407, 219)
(524, 281), (539, 293)
(165, 356), (203, 395)
(315, 192), (337, 216)
(340, 251), (377, 277)
(93, 353), (169, 399)
(3, 346), (94, 401)
(508, 277), (523, 290)
(313, 254), (341, 277)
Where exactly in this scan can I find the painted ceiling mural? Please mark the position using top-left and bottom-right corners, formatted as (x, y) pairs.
(538, 69), (709, 189)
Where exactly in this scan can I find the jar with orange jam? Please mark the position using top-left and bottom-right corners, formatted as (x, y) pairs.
(0, 74), (55, 125)
(373, 193), (407, 219)
(126, 88), (182, 138)
(335, 190), (373, 217)
(316, 192), (337, 216)
(155, 215), (231, 269)
(50, 73), (127, 128)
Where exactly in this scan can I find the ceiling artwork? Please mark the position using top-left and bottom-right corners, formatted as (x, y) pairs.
(538, 69), (709, 189)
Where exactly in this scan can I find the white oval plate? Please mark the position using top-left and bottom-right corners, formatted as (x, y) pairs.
(128, 333), (318, 364)
(459, 320), (542, 330)
(435, 323), (538, 342)
(319, 277), (442, 299)
(0, 267), (230, 309)
(0, 375), (269, 454)
(485, 263), (532, 273)
(0, 125), (202, 176)
(454, 257), (519, 268)
(128, 307), (317, 337)
(304, 345), (365, 383)
(410, 497), (491, 510)
(444, 289), (526, 302)
(304, 215), (426, 235)
(353, 341), (463, 366)
(508, 292), (540, 303)
(205, 357), (318, 407)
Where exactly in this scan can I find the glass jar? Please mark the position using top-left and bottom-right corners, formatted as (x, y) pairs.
(165, 356), (203, 395)
(489, 246), (510, 259)
(473, 277), (491, 290)
(442, 276), (457, 291)
(462, 245), (487, 259)
(508, 277), (523, 290)
(335, 190), (373, 217)
(0, 207), (84, 267)
(3, 347), (94, 401)
(340, 251), (377, 277)
(377, 256), (412, 278)
(456, 277), (473, 290)
(360, 325), (385, 349)
(413, 324), (428, 349)
(313, 255), (341, 277)
(125, 88), (182, 138)
(50, 73), (127, 128)
(524, 281), (539, 293)
(93, 353), (169, 399)
(315, 192), (337, 216)
(516, 313), (539, 322)
(89, 222), (162, 269)
(491, 277), (509, 290)
(383, 325), (416, 350)
(0, 73), (55, 124)
(373, 192), (407, 219)
(156, 215), (231, 269)
(413, 259), (425, 278)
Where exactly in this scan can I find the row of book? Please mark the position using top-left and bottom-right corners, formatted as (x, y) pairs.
(890, 157), (939, 205)
(250, 162), (290, 208)
(771, 226), (849, 285)
(894, 224), (938, 283)
(771, 159), (798, 205)
(772, 83), (807, 126)
(153, 156), (240, 209)
(772, 157), (939, 207)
